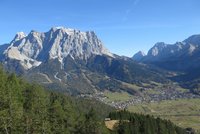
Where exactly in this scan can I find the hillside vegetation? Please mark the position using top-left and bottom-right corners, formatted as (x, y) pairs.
(108, 110), (186, 134)
(0, 66), (113, 134)
(0, 66), (187, 134)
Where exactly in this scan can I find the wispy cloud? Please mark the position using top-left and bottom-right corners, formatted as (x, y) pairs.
(123, 0), (141, 22)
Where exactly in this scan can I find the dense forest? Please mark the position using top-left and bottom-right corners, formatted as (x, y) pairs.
(0, 66), (187, 134)
(108, 110), (187, 134)
(0, 66), (112, 134)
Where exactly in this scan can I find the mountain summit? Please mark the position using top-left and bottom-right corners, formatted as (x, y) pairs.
(0, 27), (167, 95)
(132, 51), (146, 61)
(1, 27), (113, 69)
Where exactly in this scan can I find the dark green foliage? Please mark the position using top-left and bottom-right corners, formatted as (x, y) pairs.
(109, 110), (187, 134)
(75, 98), (115, 120)
(0, 66), (113, 134)
(75, 108), (100, 134)
(0, 69), (24, 134)
(74, 108), (111, 134)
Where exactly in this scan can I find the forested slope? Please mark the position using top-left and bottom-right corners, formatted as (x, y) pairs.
(0, 66), (112, 134)
(0, 66), (187, 134)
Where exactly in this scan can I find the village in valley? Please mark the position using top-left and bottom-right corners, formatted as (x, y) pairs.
(80, 86), (200, 109)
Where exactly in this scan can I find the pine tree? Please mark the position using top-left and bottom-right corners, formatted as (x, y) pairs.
(0, 67), (9, 133)
(75, 108), (102, 134)
(49, 99), (69, 133)
(23, 84), (50, 133)
(5, 73), (23, 133)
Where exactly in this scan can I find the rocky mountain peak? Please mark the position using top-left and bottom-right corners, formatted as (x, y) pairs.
(1, 27), (113, 70)
(12, 32), (26, 43)
(146, 42), (168, 57)
(132, 51), (146, 61)
(134, 34), (200, 63)
(183, 34), (200, 45)
(154, 42), (166, 47)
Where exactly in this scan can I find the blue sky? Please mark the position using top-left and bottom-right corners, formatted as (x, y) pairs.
(0, 0), (200, 57)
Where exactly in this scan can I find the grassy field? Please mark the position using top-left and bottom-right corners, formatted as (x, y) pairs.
(104, 91), (133, 102)
(128, 98), (200, 132)
(121, 82), (141, 90)
(105, 120), (119, 130)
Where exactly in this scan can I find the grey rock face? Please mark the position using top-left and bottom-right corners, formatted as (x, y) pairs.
(1, 27), (113, 69)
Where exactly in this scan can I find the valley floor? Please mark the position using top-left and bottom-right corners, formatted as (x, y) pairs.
(128, 98), (200, 132)
(80, 91), (200, 132)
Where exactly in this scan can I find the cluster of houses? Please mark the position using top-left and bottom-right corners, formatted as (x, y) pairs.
(79, 88), (200, 109)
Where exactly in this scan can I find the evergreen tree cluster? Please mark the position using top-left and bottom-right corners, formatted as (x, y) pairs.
(0, 67), (110, 134)
(108, 110), (187, 134)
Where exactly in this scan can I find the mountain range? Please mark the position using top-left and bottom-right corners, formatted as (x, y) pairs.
(133, 34), (200, 70)
(0, 27), (169, 95)
(133, 34), (200, 92)
(1, 27), (113, 70)
(1, 27), (200, 95)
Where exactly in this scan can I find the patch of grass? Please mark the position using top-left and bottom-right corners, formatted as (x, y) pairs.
(104, 91), (133, 102)
(150, 81), (162, 86)
(128, 98), (200, 131)
(121, 82), (141, 90)
(145, 89), (160, 94)
(176, 87), (188, 93)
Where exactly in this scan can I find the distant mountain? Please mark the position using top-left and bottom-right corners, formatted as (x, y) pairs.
(133, 34), (200, 71)
(184, 34), (200, 45)
(0, 27), (168, 95)
(132, 51), (146, 61)
(133, 34), (200, 91)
